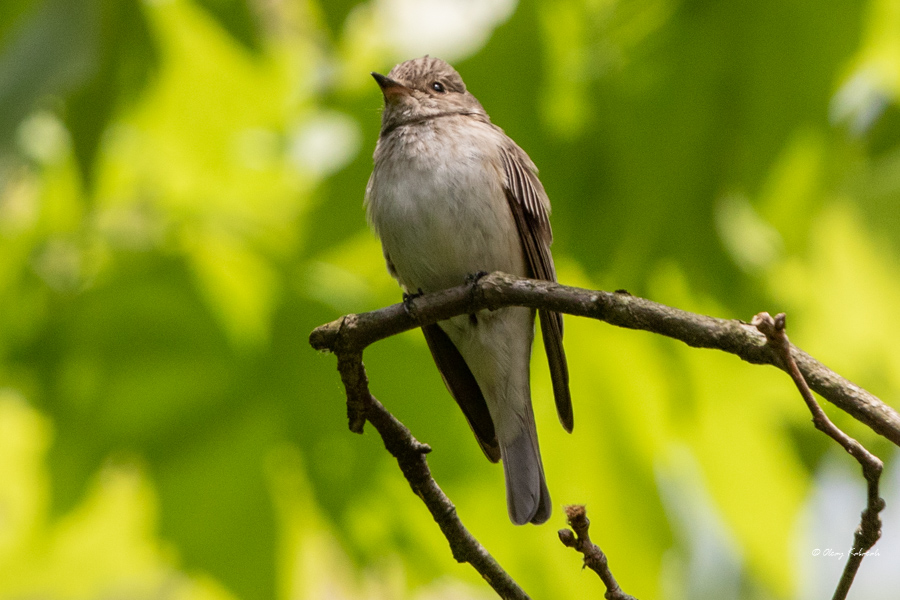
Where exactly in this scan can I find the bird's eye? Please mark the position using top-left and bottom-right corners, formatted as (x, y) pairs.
(431, 81), (446, 93)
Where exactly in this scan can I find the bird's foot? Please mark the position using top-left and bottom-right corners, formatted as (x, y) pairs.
(466, 271), (490, 285)
(464, 273), (489, 325)
(402, 288), (425, 318)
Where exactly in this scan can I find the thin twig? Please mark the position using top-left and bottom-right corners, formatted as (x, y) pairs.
(332, 350), (530, 600)
(558, 505), (637, 600)
(310, 272), (900, 447)
(752, 312), (885, 600)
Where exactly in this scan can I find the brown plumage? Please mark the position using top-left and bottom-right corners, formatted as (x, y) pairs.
(366, 56), (572, 524)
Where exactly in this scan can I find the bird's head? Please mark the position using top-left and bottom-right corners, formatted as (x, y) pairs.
(372, 56), (487, 133)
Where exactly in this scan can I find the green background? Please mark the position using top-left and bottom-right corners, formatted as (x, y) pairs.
(1, 0), (899, 598)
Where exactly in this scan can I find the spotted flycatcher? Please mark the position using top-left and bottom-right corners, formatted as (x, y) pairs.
(365, 57), (572, 525)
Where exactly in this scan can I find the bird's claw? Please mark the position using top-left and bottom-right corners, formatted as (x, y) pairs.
(466, 271), (489, 285)
(402, 288), (425, 317)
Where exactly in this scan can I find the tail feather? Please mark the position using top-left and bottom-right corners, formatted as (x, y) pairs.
(501, 426), (551, 525)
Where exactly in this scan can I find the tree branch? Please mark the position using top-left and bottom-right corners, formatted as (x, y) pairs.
(558, 505), (638, 600)
(328, 348), (531, 599)
(752, 312), (885, 600)
(309, 273), (898, 598)
(310, 272), (900, 446)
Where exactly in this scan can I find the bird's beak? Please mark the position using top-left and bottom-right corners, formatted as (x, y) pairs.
(372, 72), (410, 101)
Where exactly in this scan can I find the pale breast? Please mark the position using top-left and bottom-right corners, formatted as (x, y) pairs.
(366, 117), (526, 293)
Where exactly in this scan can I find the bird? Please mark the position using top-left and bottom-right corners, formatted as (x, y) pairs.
(365, 56), (571, 525)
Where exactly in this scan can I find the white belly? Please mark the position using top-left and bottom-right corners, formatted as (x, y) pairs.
(366, 120), (526, 293)
(366, 116), (538, 450)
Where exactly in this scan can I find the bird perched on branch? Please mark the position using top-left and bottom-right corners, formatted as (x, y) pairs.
(365, 56), (572, 525)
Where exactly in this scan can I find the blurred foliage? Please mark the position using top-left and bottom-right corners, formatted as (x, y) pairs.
(1, 0), (899, 599)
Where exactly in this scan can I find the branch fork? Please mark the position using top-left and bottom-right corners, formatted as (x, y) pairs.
(752, 311), (884, 600)
(309, 274), (898, 600)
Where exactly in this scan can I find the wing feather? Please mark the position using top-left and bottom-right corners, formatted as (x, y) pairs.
(501, 144), (573, 432)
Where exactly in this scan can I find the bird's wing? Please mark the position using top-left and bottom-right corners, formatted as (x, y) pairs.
(500, 143), (573, 432)
(421, 322), (501, 462)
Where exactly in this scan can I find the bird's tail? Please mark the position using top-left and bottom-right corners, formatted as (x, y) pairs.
(501, 410), (551, 525)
